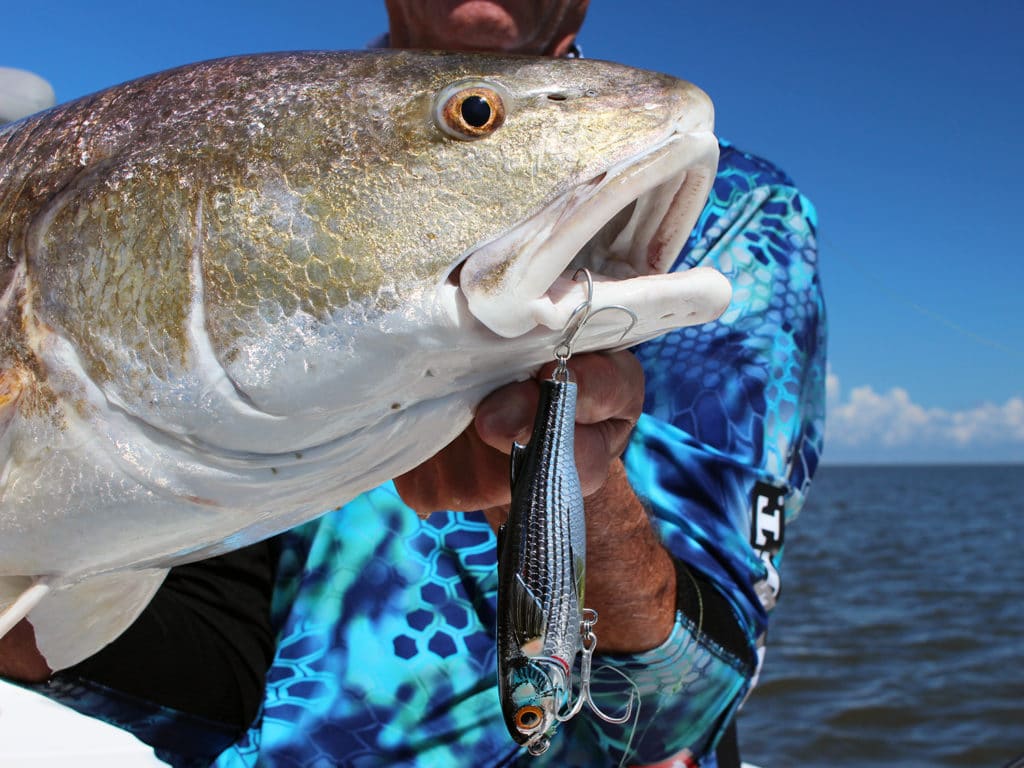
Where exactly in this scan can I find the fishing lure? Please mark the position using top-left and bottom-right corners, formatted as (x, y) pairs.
(496, 271), (636, 756)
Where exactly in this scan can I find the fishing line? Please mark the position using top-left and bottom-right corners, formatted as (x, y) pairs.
(820, 232), (1023, 360)
(606, 564), (704, 767)
(678, 561), (704, 654)
(615, 669), (642, 768)
(586, 661), (642, 768)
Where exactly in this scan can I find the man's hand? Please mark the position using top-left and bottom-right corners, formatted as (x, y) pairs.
(394, 350), (676, 653)
(395, 350), (643, 514)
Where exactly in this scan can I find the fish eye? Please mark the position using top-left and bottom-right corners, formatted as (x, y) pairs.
(434, 82), (506, 140)
(514, 705), (544, 733)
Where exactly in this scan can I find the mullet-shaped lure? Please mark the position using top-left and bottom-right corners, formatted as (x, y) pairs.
(496, 272), (637, 756)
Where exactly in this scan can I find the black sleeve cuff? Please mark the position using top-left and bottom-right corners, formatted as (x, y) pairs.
(671, 556), (754, 669)
(63, 538), (277, 732)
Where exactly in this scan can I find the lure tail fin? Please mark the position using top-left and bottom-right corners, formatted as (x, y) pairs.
(0, 569), (167, 670)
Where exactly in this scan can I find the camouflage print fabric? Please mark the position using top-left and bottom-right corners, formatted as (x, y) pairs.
(212, 140), (825, 768)
(37, 140), (824, 768)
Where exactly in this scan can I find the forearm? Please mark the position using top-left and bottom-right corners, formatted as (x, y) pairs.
(580, 459), (676, 653)
(573, 461), (754, 765)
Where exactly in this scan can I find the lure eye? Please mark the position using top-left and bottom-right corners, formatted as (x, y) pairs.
(435, 83), (506, 140)
(514, 705), (545, 733)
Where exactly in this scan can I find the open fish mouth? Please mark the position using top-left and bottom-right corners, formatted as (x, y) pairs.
(457, 126), (726, 340)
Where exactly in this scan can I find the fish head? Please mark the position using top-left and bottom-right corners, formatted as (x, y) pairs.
(17, 50), (725, 456)
(499, 656), (570, 755)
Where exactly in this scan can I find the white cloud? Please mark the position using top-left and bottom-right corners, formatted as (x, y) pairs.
(824, 370), (1024, 462)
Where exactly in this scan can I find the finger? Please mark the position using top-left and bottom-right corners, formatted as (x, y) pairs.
(473, 378), (539, 452)
(394, 427), (511, 516)
(574, 418), (635, 495)
(476, 351), (644, 454)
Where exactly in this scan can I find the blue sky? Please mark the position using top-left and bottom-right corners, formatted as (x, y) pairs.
(3, 1), (1022, 463)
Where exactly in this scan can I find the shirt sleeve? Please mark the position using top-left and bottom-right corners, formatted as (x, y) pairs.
(566, 142), (827, 765)
(562, 568), (755, 766)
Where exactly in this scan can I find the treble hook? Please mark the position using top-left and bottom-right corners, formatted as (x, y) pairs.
(556, 609), (636, 725)
(552, 269), (638, 381)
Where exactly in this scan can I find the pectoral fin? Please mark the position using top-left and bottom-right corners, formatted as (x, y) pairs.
(0, 367), (27, 457)
(0, 568), (168, 670)
(512, 572), (546, 656)
(0, 578), (52, 640)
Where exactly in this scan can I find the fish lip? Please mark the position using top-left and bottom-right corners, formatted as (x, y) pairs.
(457, 127), (720, 338)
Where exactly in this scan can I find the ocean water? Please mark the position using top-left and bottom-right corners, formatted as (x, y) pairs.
(737, 465), (1024, 768)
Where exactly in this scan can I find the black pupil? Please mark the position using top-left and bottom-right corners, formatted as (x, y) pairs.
(461, 95), (492, 127)
(520, 710), (538, 726)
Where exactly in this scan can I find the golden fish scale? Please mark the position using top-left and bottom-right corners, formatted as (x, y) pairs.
(1, 50), (697, 409)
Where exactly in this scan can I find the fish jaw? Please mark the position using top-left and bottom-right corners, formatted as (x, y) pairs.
(458, 82), (725, 339)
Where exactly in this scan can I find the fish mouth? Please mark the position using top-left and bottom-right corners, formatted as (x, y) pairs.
(457, 126), (729, 341)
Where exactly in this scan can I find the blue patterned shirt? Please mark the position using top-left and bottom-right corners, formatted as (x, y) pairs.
(207, 140), (826, 768)
(36, 140), (823, 768)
